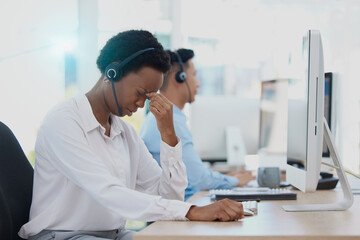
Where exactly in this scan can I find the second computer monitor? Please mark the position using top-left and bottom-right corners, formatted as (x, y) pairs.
(189, 96), (260, 164)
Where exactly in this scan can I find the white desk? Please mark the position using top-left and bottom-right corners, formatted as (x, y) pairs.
(134, 177), (360, 240)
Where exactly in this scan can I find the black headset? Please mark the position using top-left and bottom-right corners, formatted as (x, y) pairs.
(174, 51), (187, 83)
(104, 47), (154, 116)
(174, 50), (193, 103)
(105, 47), (155, 82)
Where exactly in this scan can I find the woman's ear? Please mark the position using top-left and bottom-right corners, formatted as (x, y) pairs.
(101, 74), (110, 83)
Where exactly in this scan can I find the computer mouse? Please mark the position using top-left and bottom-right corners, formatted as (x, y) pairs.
(243, 208), (255, 216)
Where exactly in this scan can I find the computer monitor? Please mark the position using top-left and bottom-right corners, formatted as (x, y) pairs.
(283, 30), (353, 212)
(286, 30), (325, 193)
(189, 96), (259, 166)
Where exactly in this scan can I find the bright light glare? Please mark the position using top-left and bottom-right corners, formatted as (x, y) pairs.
(53, 36), (78, 54)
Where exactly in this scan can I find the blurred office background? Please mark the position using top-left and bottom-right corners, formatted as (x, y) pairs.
(1, 0), (360, 174)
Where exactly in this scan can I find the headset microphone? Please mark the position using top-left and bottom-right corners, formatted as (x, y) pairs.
(174, 51), (191, 103)
(104, 48), (155, 116)
(110, 80), (123, 116)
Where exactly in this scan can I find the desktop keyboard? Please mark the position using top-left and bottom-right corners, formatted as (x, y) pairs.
(210, 187), (297, 201)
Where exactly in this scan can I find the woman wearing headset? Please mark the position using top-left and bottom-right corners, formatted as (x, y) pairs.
(19, 30), (244, 240)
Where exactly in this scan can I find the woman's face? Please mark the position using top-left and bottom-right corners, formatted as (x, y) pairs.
(107, 66), (163, 117)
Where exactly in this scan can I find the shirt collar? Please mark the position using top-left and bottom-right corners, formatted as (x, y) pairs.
(75, 94), (124, 135)
(173, 104), (186, 121)
(109, 114), (124, 137)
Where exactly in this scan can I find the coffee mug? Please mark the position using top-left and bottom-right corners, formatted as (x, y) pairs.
(257, 167), (281, 188)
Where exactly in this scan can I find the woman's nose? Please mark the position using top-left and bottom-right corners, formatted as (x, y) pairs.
(137, 99), (145, 108)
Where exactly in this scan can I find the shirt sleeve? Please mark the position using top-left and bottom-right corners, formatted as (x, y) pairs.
(182, 139), (239, 190)
(135, 135), (188, 201)
(39, 115), (191, 222)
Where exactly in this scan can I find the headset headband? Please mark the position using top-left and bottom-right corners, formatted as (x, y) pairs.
(118, 47), (155, 69)
(174, 51), (184, 72)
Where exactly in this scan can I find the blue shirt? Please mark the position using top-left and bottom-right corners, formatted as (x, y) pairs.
(140, 105), (238, 200)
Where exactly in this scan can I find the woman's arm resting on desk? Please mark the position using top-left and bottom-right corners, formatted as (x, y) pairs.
(185, 199), (244, 221)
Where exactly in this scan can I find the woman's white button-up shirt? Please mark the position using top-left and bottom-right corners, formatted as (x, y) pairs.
(19, 95), (191, 239)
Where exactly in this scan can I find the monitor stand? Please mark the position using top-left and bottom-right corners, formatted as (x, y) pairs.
(226, 126), (246, 168)
(282, 117), (354, 211)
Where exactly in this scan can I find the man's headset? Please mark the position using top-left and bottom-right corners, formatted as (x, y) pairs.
(174, 51), (187, 83)
(104, 48), (155, 116)
(174, 51), (192, 103)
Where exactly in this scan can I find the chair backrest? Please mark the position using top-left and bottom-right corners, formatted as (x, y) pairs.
(0, 122), (34, 240)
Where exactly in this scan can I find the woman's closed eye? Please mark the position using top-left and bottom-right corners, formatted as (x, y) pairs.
(137, 90), (146, 97)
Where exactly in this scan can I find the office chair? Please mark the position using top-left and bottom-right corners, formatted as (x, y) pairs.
(0, 122), (34, 240)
